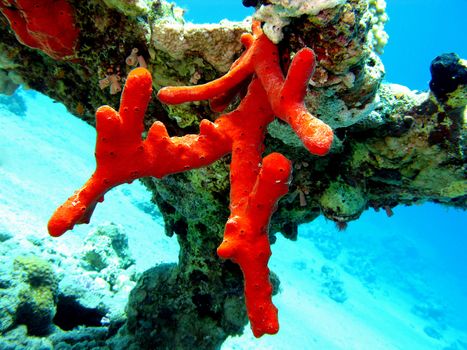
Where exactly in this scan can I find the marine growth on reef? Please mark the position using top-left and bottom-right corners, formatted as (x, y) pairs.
(0, 0), (465, 348)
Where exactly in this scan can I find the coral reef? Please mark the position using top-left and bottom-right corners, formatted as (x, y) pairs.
(0, 256), (58, 336)
(255, 0), (347, 43)
(0, 222), (145, 349)
(429, 52), (467, 108)
(80, 223), (135, 274)
(0, 0), (465, 348)
(367, 0), (389, 54)
(115, 263), (247, 350)
(13, 256), (58, 336)
(47, 19), (334, 337)
(152, 20), (250, 73)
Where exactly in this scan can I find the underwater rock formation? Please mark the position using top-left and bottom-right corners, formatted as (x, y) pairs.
(80, 223), (135, 273)
(119, 263), (247, 350)
(0, 0), (465, 349)
(0, 256), (58, 336)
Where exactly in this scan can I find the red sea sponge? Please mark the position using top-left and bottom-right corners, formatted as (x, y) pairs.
(0, 0), (79, 60)
(48, 22), (333, 337)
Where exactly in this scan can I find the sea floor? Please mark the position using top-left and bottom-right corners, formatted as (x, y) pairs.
(1, 89), (466, 349)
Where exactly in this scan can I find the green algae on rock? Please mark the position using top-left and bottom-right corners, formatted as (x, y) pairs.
(13, 256), (59, 336)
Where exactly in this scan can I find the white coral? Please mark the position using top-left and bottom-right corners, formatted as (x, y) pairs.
(267, 0), (346, 16)
(255, 0), (346, 43)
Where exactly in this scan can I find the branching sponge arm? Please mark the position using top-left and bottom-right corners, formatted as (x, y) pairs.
(48, 68), (231, 237)
(48, 22), (333, 338)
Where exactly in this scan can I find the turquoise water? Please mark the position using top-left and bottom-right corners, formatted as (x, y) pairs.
(382, 0), (467, 90)
(1, 1), (466, 349)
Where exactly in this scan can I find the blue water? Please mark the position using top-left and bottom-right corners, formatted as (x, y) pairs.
(1, 1), (466, 349)
(175, 0), (253, 23)
(382, 0), (467, 90)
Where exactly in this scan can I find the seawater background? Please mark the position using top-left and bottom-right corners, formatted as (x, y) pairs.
(0, 1), (466, 349)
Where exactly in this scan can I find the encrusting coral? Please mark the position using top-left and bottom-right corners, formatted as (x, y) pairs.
(48, 21), (333, 337)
